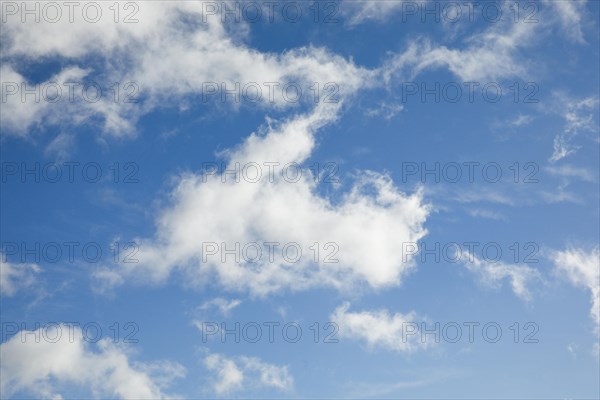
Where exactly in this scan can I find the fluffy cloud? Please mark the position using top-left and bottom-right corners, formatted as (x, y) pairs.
(204, 353), (292, 395)
(552, 247), (600, 334)
(460, 252), (541, 301)
(94, 103), (429, 296)
(0, 255), (41, 297)
(330, 302), (430, 352)
(1, 2), (374, 137)
(0, 324), (185, 399)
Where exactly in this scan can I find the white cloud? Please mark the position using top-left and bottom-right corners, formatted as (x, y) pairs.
(381, 0), (593, 84)
(460, 253), (541, 301)
(0, 324), (185, 399)
(0, 64), (140, 137)
(550, 135), (578, 163)
(330, 302), (430, 352)
(2, 0), (565, 141)
(383, 9), (538, 82)
(365, 102), (404, 121)
(549, 95), (599, 162)
(341, 0), (419, 26)
(205, 353), (244, 395)
(200, 297), (242, 316)
(552, 247), (600, 335)
(17, 2), (428, 298)
(204, 353), (292, 395)
(0, 256), (41, 297)
(94, 103), (430, 296)
(563, 97), (598, 132)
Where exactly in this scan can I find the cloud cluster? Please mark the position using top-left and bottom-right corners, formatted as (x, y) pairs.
(4, 0), (583, 140)
(204, 352), (293, 395)
(1, 2), (374, 138)
(2, 4), (597, 394)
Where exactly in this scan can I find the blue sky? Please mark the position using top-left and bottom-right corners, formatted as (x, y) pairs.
(1, 0), (599, 398)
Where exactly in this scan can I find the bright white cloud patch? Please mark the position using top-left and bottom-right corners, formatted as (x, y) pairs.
(330, 302), (430, 352)
(552, 247), (600, 334)
(0, 325), (185, 399)
(95, 102), (429, 296)
(460, 253), (541, 301)
(204, 353), (293, 395)
(3, 0), (569, 138)
(0, 256), (41, 297)
(106, 151), (429, 294)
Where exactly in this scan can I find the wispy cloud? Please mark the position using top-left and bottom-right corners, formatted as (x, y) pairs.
(330, 302), (432, 352)
(460, 252), (542, 301)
